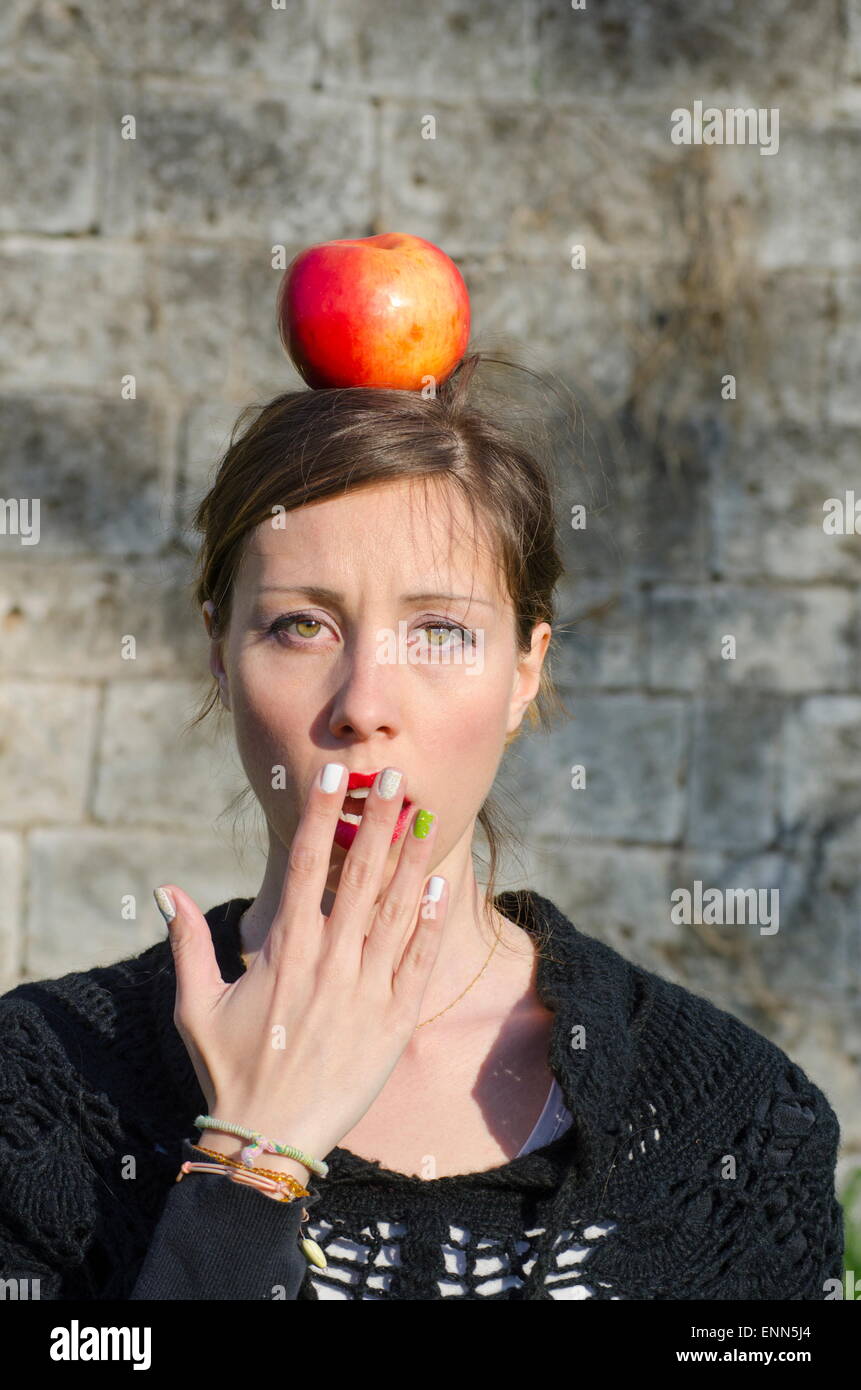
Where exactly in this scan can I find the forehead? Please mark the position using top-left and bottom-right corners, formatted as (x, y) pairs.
(236, 477), (507, 604)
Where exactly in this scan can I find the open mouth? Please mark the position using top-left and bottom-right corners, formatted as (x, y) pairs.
(340, 787), (371, 825)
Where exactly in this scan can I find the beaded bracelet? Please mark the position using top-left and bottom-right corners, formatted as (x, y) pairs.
(194, 1114), (329, 1178)
(192, 1143), (310, 1199)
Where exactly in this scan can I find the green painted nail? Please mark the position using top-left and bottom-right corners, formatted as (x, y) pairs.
(412, 809), (435, 839)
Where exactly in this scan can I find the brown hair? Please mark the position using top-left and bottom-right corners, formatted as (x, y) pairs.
(183, 351), (574, 949)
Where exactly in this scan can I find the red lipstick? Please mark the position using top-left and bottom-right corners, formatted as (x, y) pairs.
(334, 769), (413, 852)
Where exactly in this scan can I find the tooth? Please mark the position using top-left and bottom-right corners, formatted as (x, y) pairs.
(350, 787), (371, 799)
(341, 811), (363, 825)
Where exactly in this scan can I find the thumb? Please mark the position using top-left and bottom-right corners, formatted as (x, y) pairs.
(153, 884), (225, 1016)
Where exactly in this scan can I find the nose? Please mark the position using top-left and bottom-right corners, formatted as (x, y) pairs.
(327, 629), (403, 740)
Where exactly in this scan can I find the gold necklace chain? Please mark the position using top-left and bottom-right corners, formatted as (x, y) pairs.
(412, 932), (499, 1028)
(238, 924), (500, 1030)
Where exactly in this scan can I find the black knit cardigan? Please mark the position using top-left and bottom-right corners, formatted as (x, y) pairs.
(0, 890), (845, 1300)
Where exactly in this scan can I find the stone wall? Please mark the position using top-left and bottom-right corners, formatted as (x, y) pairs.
(0, 0), (859, 1183)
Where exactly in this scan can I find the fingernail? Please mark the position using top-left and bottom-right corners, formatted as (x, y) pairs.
(377, 768), (403, 800)
(412, 809), (435, 839)
(426, 875), (445, 902)
(319, 762), (346, 793)
(154, 886), (176, 923)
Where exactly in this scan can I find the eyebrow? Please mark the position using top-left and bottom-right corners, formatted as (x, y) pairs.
(257, 585), (495, 608)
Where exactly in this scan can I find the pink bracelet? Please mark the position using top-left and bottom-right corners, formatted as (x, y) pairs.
(177, 1159), (298, 1203)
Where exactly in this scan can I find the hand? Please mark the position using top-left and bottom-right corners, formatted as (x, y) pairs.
(157, 763), (447, 1171)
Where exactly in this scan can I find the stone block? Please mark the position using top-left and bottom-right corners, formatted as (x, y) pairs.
(0, 75), (99, 233)
(319, 0), (531, 99)
(849, 0), (861, 81)
(622, 415), (717, 585)
(0, 683), (99, 825)
(25, 827), (260, 979)
(780, 696), (861, 827)
(0, 394), (168, 557)
(764, 818), (860, 999)
(102, 83), (376, 241)
(825, 273), (861, 428)
(0, 554), (206, 680)
(463, 255), (639, 412)
(648, 585), (857, 692)
(661, 846), (804, 1013)
(82, 0), (317, 80)
(230, 244), (310, 400)
(148, 243), (246, 398)
(499, 694), (687, 843)
(14, 0), (106, 71)
(179, 399), (251, 538)
(532, 0), (843, 101)
(685, 691), (785, 850)
(92, 680), (246, 826)
(712, 422), (861, 584)
(733, 271), (833, 430)
(554, 576), (649, 690)
(0, 2), (26, 63)
(380, 101), (689, 263)
(756, 129), (861, 270)
(524, 838), (680, 972)
(0, 241), (156, 392)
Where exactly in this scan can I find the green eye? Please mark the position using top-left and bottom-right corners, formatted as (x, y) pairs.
(419, 623), (474, 648)
(266, 613), (327, 644)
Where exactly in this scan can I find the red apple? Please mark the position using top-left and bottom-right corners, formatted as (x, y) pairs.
(276, 232), (471, 390)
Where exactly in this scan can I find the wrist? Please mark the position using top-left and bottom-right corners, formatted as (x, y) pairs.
(195, 1129), (317, 1187)
(204, 1107), (334, 1168)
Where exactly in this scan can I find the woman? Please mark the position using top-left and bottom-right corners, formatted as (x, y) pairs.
(0, 355), (845, 1300)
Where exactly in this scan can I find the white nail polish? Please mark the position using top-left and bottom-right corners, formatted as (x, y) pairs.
(377, 768), (403, 799)
(426, 876), (445, 902)
(154, 887), (176, 923)
(319, 762), (345, 793)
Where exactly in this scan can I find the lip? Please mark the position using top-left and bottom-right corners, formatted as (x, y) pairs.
(334, 769), (413, 853)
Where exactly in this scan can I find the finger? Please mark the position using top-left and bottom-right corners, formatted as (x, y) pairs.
(325, 767), (409, 961)
(391, 874), (448, 1014)
(362, 803), (440, 975)
(268, 761), (348, 965)
(155, 884), (226, 1027)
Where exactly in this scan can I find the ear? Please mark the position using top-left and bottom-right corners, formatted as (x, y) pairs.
(506, 622), (552, 740)
(202, 600), (231, 712)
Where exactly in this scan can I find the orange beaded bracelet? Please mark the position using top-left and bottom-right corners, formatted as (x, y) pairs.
(191, 1143), (310, 1199)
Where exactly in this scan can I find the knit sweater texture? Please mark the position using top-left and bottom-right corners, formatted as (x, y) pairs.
(0, 890), (845, 1300)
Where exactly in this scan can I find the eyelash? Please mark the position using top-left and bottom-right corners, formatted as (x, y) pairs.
(265, 612), (477, 648)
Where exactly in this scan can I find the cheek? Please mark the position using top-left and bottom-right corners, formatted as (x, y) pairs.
(423, 677), (511, 769)
(229, 672), (305, 780)
(418, 693), (510, 841)
(231, 644), (303, 722)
